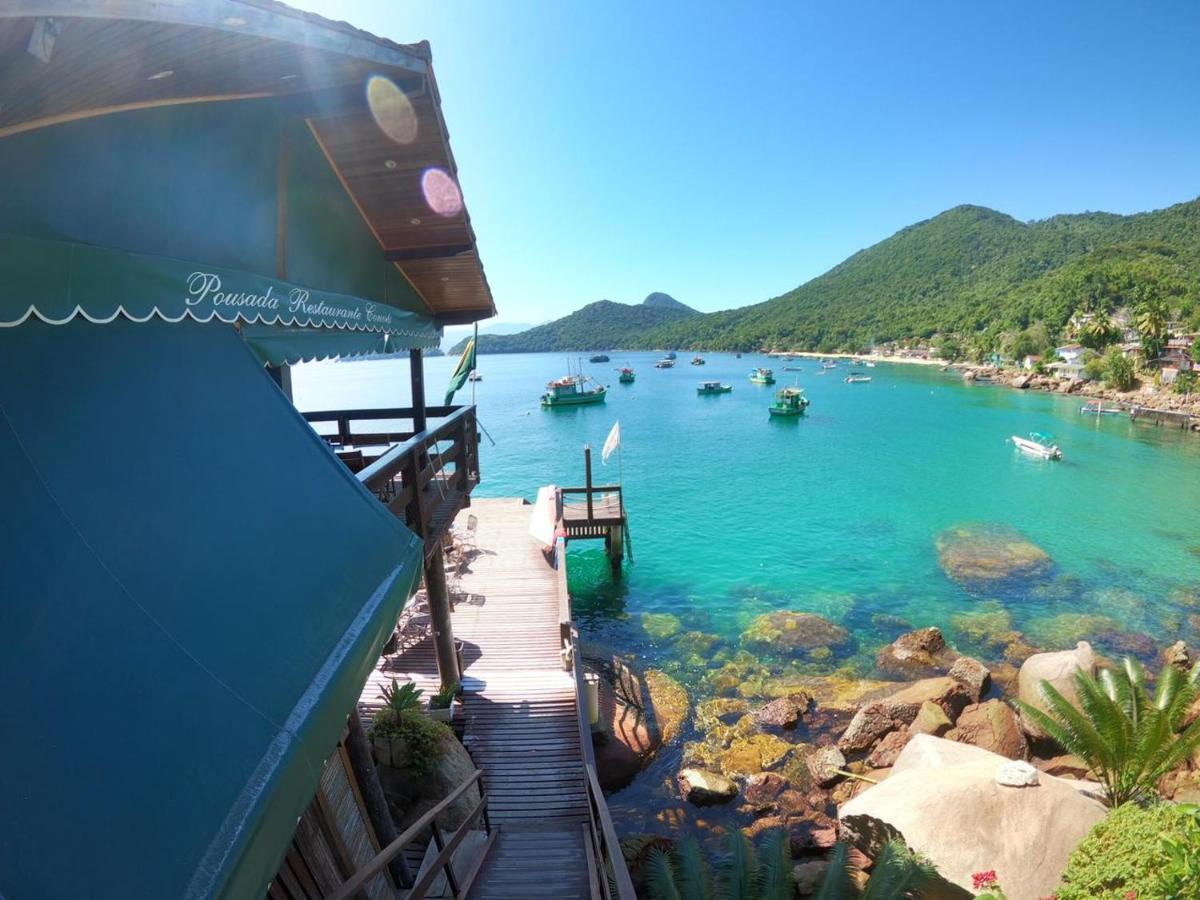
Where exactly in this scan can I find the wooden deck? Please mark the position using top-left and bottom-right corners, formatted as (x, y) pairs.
(358, 498), (592, 900)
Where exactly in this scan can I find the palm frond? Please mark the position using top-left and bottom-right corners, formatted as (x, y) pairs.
(673, 837), (713, 900)
(811, 842), (851, 900)
(756, 829), (792, 900)
(714, 831), (757, 900)
(646, 848), (683, 900)
(860, 840), (939, 900)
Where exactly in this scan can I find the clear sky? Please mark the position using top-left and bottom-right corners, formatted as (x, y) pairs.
(295, 0), (1200, 324)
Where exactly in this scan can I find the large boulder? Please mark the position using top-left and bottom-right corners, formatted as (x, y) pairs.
(593, 662), (689, 790)
(936, 524), (1052, 585)
(378, 728), (479, 833)
(1017, 642), (1095, 740)
(838, 677), (972, 753)
(946, 700), (1028, 760)
(839, 735), (1107, 900)
(645, 669), (690, 746)
(741, 611), (852, 656)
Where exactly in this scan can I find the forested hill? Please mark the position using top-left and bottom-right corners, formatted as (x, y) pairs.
(636, 199), (1200, 353)
(449, 293), (697, 354)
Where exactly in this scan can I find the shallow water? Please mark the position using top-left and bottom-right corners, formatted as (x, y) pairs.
(293, 351), (1200, 836)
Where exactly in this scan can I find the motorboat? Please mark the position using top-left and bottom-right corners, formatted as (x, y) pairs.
(1012, 432), (1061, 460)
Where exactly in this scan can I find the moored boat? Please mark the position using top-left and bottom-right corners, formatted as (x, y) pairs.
(691, 355), (706, 365)
(749, 367), (775, 385)
(1080, 401), (1122, 415)
(1011, 432), (1061, 460)
(541, 374), (607, 407)
(617, 367), (636, 383)
(697, 380), (732, 394)
(655, 358), (676, 368)
(769, 386), (809, 417)
(844, 373), (871, 383)
(665, 351), (677, 360)
(783, 365), (803, 372)
(822, 360), (838, 369)
(467, 372), (482, 382)
(589, 353), (610, 363)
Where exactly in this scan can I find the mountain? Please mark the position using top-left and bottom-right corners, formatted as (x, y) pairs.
(450, 293), (698, 354)
(637, 199), (1200, 353)
(440, 320), (537, 352)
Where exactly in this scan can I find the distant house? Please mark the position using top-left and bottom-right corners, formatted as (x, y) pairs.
(1119, 341), (1143, 360)
(1022, 354), (1043, 370)
(1047, 361), (1085, 380)
(1164, 335), (1197, 371)
(1055, 344), (1085, 365)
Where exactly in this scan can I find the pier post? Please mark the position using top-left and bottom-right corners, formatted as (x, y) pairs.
(584, 445), (594, 520)
(424, 544), (461, 689)
(606, 523), (624, 574)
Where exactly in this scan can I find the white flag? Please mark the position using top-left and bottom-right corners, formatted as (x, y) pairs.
(601, 421), (621, 464)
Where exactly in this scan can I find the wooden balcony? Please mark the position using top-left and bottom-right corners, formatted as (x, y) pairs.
(303, 405), (480, 550)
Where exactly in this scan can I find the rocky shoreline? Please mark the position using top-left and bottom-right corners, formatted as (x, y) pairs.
(953, 363), (1200, 422)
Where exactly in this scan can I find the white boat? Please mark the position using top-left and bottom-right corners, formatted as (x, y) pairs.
(865, 361), (876, 368)
(844, 374), (871, 383)
(1080, 401), (1122, 416)
(821, 360), (838, 370)
(1012, 432), (1061, 460)
(655, 358), (675, 368)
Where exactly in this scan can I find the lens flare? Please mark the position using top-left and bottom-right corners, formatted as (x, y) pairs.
(421, 168), (463, 217)
(366, 75), (417, 144)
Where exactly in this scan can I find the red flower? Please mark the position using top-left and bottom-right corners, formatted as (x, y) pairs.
(972, 870), (999, 890)
(1124, 892), (1137, 900)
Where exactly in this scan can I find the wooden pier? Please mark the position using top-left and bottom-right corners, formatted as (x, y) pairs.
(358, 499), (634, 899)
(1130, 405), (1199, 430)
(559, 446), (630, 572)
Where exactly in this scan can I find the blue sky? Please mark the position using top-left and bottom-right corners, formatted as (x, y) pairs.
(296, 1), (1200, 324)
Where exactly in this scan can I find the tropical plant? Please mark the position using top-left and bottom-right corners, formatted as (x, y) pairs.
(1174, 369), (1198, 395)
(1014, 657), (1200, 807)
(1101, 347), (1135, 391)
(1133, 295), (1170, 361)
(379, 678), (424, 714)
(368, 705), (447, 776)
(1057, 801), (1200, 899)
(1078, 310), (1120, 350)
(430, 681), (459, 710)
(812, 840), (939, 899)
(644, 829), (791, 900)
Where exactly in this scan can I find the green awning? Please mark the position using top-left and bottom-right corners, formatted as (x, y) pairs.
(0, 232), (441, 358)
(0, 317), (424, 898)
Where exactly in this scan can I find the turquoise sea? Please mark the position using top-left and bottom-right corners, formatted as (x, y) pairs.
(294, 351), (1200, 833)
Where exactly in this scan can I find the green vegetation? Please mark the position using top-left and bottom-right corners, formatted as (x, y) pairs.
(1101, 347), (1136, 391)
(1057, 802), (1200, 899)
(450, 293), (696, 354)
(379, 678), (424, 714)
(814, 841), (940, 899)
(1014, 658), (1200, 807)
(430, 681), (458, 710)
(370, 678), (448, 776)
(1175, 370), (1198, 394)
(644, 830), (791, 900)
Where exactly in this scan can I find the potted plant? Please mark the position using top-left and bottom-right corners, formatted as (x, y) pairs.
(428, 681), (460, 723)
(370, 679), (423, 768)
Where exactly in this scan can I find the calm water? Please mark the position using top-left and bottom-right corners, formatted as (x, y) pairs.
(293, 351), (1200, 831)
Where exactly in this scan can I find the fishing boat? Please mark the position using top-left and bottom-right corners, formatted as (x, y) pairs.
(865, 361), (877, 368)
(844, 373), (872, 383)
(617, 367), (636, 383)
(697, 380), (732, 395)
(735, 352), (742, 359)
(769, 387), (809, 417)
(467, 372), (482, 382)
(665, 351), (677, 360)
(821, 360), (838, 370)
(691, 355), (706, 366)
(541, 374), (607, 408)
(783, 366), (803, 372)
(1011, 432), (1061, 460)
(749, 367), (775, 385)
(589, 353), (610, 363)
(1080, 401), (1122, 416)
(655, 358), (676, 368)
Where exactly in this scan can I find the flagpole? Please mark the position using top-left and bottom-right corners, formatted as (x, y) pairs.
(470, 320), (478, 405)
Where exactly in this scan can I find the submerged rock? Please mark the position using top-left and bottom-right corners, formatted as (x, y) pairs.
(936, 524), (1052, 585)
(741, 611), (852, 656)
(1163, 640), (1191, 672)
(1024, 613), (1119, 649)
(875, 626), (960, 678)
(593, 661), (688, 790)
(641, 612), (682, 640)
(807, 745), (847, 787)
(678, 767), (737, 805)
(755, 693), (812, 728)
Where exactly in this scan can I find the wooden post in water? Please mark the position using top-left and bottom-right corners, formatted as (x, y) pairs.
(607, 522), (624, 575)
(584, 445), (594, 520)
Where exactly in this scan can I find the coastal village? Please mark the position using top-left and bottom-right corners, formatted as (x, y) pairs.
(3, 3), (1200, 900)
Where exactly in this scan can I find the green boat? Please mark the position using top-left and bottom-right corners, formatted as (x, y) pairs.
(541, 374), (607, 407)
(617, 367), (636, 383)
(749, 367), (775, 385)
(697, 380), (732, 395)
(769, 387), (809, 417)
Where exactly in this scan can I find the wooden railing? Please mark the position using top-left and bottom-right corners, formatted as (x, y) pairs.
(554, 535), (637, 900)
(303, 405), (480, 544)
(327, 769), (494, 900)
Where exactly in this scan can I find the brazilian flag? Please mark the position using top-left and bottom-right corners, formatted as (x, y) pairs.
(444, 338), (476, 404)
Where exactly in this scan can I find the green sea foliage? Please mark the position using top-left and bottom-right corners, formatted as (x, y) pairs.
(1056, 802), (1200, 899)
(1014, 657), (1200, 806)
